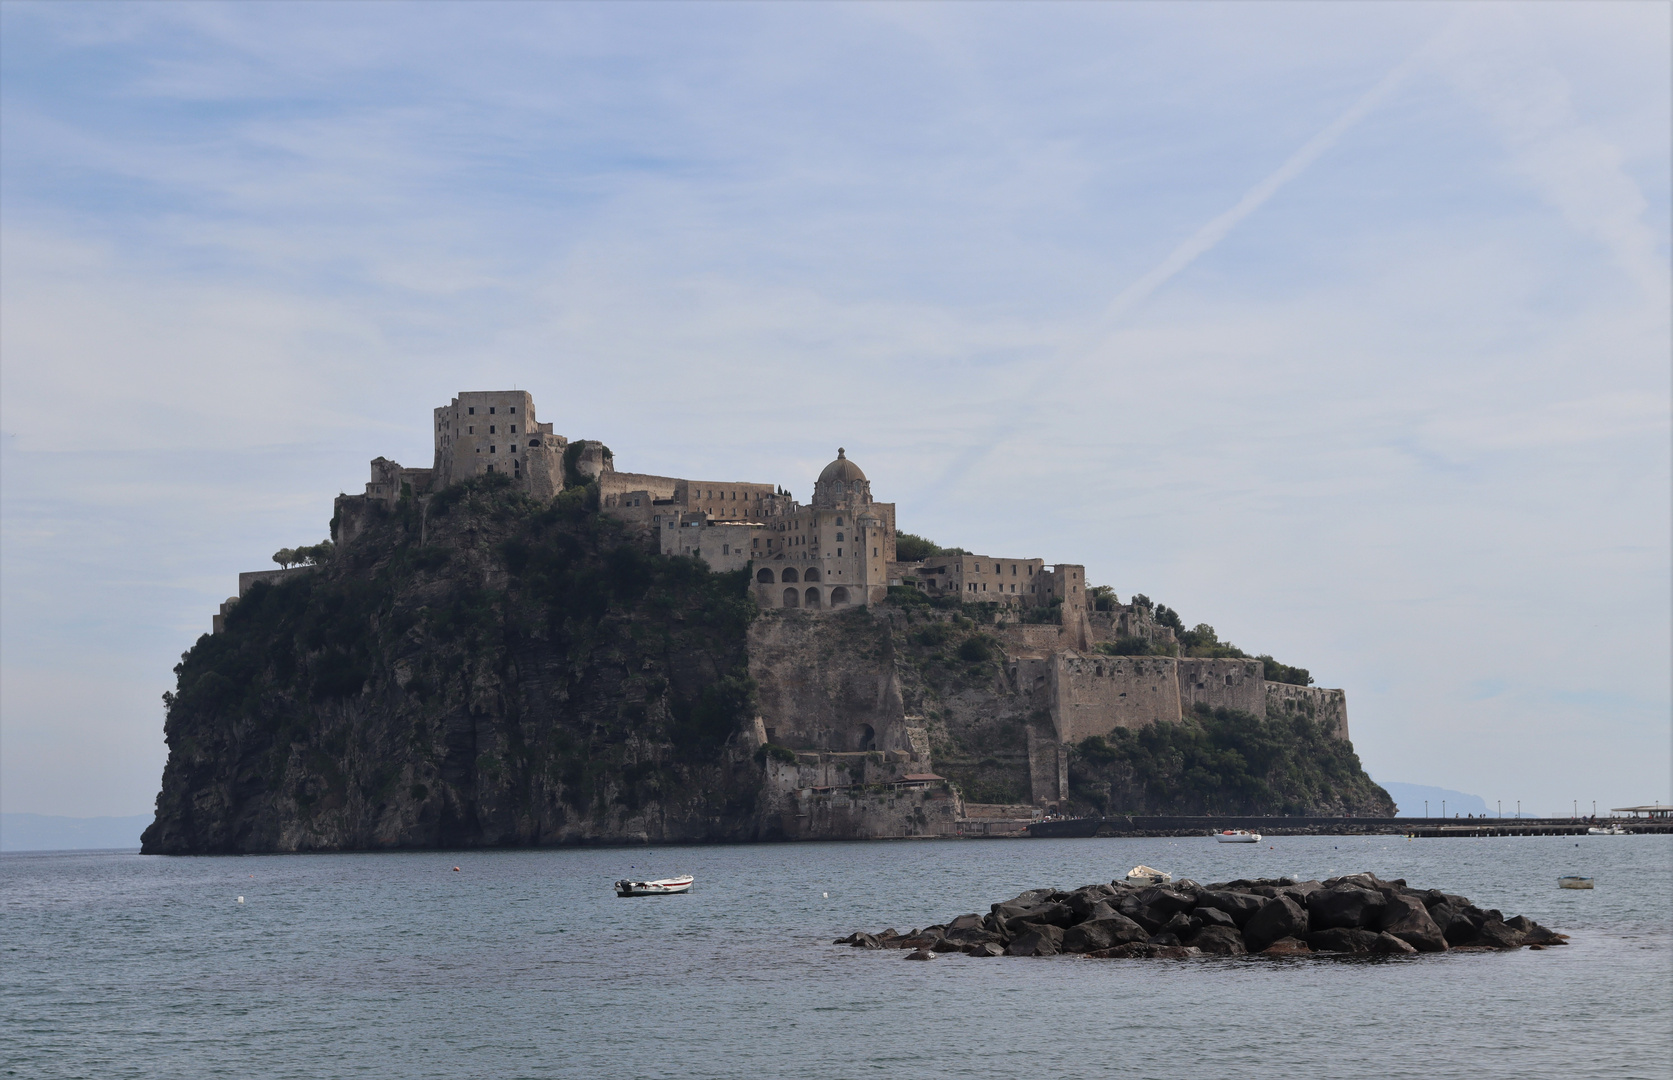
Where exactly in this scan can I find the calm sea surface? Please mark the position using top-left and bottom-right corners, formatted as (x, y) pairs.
(3, 834), (1669, 1079)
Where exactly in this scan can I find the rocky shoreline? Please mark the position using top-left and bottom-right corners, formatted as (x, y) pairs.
(837, 871), (1568, 960)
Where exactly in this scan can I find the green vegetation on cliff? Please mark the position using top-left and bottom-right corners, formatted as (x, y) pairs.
(144, 476), (764, 854)
(1068, 705), (1392, 816)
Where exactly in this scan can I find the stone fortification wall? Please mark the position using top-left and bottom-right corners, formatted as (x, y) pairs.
(995, 624), (1072, 657)
(1177, 657), (1267, 717)
(756, 756), (962, 839)
(237, 566), (317, 596)
(1267, 682), (1350, 740)
(1047, 653), (1183, 744)
(747, 608), (908, 754)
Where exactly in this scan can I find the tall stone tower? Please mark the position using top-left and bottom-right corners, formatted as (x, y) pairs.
(431, 391), (566, 499)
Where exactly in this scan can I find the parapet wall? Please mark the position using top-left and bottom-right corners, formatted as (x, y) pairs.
(1048, 654), (1183, 743)
(1177, 657), (1267, 717)
(1266, 682), (1350, 740)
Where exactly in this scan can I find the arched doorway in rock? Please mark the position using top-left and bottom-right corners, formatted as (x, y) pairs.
(782, 587), (800, 608)
(781, 567), (799, 583)
(859, 724), (876, 751)
(804, 587), (821, 608)
(756, 568), (774, 583)
(804, 567), (821, 582)
(830, 586), (850, 606)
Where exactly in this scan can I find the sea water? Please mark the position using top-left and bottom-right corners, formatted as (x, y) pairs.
(2, 834), (1668, 1079)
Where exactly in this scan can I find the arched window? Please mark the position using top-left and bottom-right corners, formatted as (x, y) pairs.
(804, 587), (821, 608)
(781, 567), (799, 583)
(830, 586), (850, 606)
(835, 517), (843, 526)
(782, 587), (800, 608)
(756, 568), (774, 583)
(804, 567), (821, 582)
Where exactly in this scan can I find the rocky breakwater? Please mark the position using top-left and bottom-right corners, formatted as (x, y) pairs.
(836, 872), (1568, 960)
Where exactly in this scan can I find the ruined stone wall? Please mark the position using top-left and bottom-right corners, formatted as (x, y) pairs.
(1177, 657), (1267, 717)
(747, 608), (908, 754)
(1266, 682), (1350, 740)
(1048, 653), (1183, 744)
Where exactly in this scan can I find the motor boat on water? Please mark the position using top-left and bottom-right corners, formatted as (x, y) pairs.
(614, 874), (694, 897)
(1557, 876), (1594, 890)
(1215, 829), (1261, 843)
(1586, 825), (1626, 835)
(1125, 865), (1172, 886)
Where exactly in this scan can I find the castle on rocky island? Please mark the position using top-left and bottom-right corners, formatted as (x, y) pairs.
(220, 390), (1351, 825)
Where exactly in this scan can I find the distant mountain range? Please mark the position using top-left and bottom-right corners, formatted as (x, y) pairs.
(1376, 782), (1490, 818)
(1, 814), (153, 852)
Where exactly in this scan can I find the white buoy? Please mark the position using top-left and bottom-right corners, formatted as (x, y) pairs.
(236, 896), (244, 903)
(823, 892), (829, 898)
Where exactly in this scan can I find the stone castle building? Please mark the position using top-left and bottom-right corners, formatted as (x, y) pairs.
(234, 390), (1351, 820)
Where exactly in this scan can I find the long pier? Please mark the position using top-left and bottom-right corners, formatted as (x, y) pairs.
(1024, 815), (1672, 839)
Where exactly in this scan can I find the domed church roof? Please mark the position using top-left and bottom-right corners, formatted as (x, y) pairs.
(818, 448), (867, 485)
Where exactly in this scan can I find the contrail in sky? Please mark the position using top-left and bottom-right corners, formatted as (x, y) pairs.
(1100, 48), (1427, 326)
(919, 42), (1433, 506)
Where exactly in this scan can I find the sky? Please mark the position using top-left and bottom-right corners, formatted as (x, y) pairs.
(1, 1), (1667, 820)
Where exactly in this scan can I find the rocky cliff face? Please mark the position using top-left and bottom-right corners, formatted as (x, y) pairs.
(143, 478), (767, 853)
(145, 479), (1391, 854)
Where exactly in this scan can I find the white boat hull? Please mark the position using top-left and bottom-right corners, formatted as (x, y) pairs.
(1215, 831), (1261, 843)
(615, 875), (694, 897)
(1557, 876), (1594, 890)
(1126, 865), (1172, 886)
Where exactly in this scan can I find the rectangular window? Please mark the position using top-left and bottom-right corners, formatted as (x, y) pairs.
(510, 425), (516, 433)
(490, 446), (496, 453)
(723, 545), (730, 555)
(489, 407), (496, 414)
(509, 407), (515, 413)
(469, 407), (475, 414)
(489, 425), (495, 434)
(468, 426), (474, 434)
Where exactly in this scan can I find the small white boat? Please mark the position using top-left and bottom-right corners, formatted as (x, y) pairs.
(1557, 876), (1594, 890)
(1586, 825), (1625, 835)
(1215, 829), (1261, 844)
(1126, 865), (1172, 886)
(614, 874), (694, 897)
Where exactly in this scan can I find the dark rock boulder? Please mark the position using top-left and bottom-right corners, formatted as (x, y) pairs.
(1193, 906), (1236, 930)
(1306, 927), (1381, 954)
(1259, 937), (1312, 957)
(1061, 914), (1149, 954)
(1004, 902), (1075, 934)
(991, 890), (1056, 922)
(1162, 912), (1200, 938)
(1190, 925), (1247, 956)
(1521, 923), (1569, 946)
(1006, 924), (1064, 957)
(1470, 919), (1526, 950)
(1146, 931), (1183, 947)
(1244, 895), (1310, 953)
(1134, 887), (1196, 919)
(930, 937), (963, 953)
(849, 932), (884, 949)
(963, 941), (1005, 957)
(904, 948), (935, 961)
(1307, 887), (1385, 929)
(1378, 893), (1447, 952)
(1116, 895), (1164, 933)
(1085, 942), (1201, 959)
(946, 913), (984, 932)
(1371, 932), (1418, 955)
(1431, 903), (1484, 946)
(1196, 890), (1264, 927)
